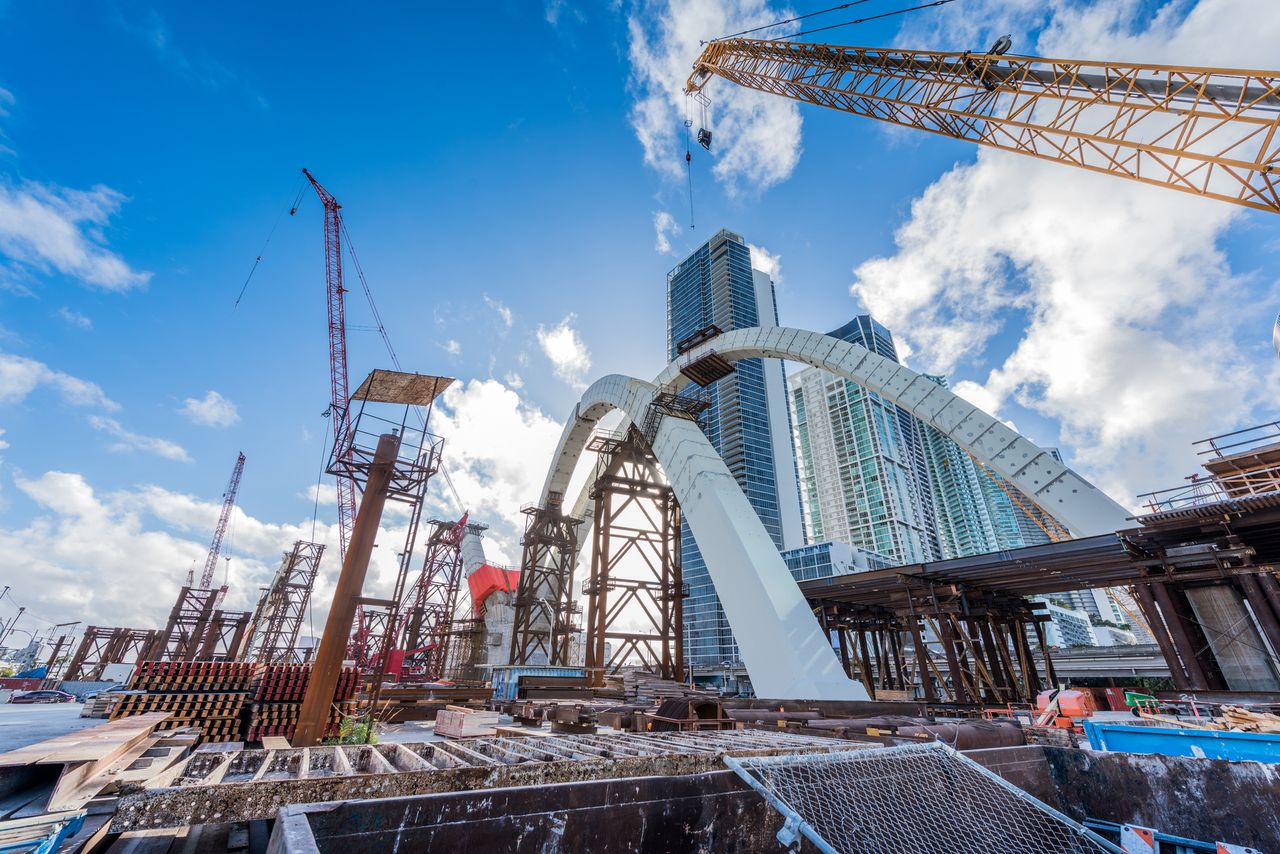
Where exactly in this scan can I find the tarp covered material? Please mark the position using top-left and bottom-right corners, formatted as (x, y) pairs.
(350, 370), (454, 406)
(467, 564), (519, 616)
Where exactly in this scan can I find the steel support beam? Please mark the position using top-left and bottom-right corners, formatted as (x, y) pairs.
(295, 432), (400, 747)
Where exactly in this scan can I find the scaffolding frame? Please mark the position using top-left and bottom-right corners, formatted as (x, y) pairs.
(508, 494), (583, 666)
(583, 427), (684, 684)
(62, 626), (160, 681)
(242, 541), (325, 664)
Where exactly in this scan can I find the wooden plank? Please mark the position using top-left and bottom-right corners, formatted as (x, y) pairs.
(0, 713), (171, 767)
(259, 737), (291, 750)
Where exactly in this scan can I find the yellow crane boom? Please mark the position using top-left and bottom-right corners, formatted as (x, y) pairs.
(687, 38), (1280, 213)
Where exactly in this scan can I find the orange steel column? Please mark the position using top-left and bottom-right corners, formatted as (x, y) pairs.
(295, 432), (400, 746)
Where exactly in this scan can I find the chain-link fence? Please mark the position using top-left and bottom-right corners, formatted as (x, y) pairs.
(724, 741), (1122, 854)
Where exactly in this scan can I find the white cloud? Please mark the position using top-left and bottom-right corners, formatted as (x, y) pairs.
(56, 307), (92, 330)
(443, 339), (461, 356)
(544, 0), (585, 27)
(537, 314), (593, 390)
(0, 179), (151, 291)
(304, 482), (338, 506)
(179, 390), (239, 428)
(627, 1), (803, 194)
(0, 427), (8, 452)
(425, 379), (566, 565)
(89, 415), (192, 463)
(653, 210), (679, 254)
(483, 294), (514, 328)
(748, 242), (781, 282)
(0, 470), (355, 630)
(851, 0), (1280, 507)
(503, 371), (524, 389)
(0, 353), (118, 410)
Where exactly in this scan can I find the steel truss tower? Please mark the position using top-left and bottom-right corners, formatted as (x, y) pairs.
(243, 541), (325, 664)
(508, 494), (583, 666)
(147, 587), (251, 662)
(62, 627), (160, 681)
(400, 517), (472, 680)
(584, 427), (684, 684)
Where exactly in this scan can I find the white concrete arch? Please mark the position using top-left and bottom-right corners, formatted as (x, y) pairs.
(542, 374), (867, 700)
(537, 328), (1130, 699)
(654, 326), (1131, 537)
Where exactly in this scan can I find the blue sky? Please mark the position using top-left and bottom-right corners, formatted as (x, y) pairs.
(0, 0), (1276, 637)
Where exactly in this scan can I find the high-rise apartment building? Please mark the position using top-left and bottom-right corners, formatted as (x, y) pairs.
(666, 229), (803, 668)
(790, 316), (939, 563)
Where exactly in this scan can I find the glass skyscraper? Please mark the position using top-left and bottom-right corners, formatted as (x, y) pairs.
(666, 229), (803, 669)
(790, 316), (940, 563)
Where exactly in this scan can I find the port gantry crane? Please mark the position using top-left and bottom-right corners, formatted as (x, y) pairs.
(686, 38), (1280, 213)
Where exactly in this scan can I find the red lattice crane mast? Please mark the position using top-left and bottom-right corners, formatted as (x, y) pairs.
(198, 452), (246, 589)
(301, 169), (358, 563)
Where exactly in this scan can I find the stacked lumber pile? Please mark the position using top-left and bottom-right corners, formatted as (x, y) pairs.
(79, 692), (128, 719)
(435, 705), (500, 738)
(242, 664), (361, 742)
(622, 671), (717, 705)
(111, 662), (254, 744)
(1220, 705), (1280, 733)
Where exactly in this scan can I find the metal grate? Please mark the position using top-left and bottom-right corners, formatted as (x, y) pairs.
(725, 742), (1122, 854)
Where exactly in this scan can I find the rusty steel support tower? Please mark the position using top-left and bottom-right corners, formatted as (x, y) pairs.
(242, 541), (325, 664)
(508, 495), (583, 667)
(400, 517), (473, 681)
(583, 427), (684, 684)
(62, 627), (160, 681)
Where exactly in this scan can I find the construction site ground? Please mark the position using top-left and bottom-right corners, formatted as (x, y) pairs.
(0, 704), (99, 752)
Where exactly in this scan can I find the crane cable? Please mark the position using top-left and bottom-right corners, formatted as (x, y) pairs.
(776, 0), (958, 41)
(235, 175), (307, 309)
(683, 96), (696, 229)
(339, 221), (469, 516)
(709, 0), (883, 43)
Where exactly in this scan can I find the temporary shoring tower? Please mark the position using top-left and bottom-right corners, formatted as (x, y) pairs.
(399, 516), (476, 681)
(294, 370), (449, 744)
(62, 627), (160, 681)
(687, 39), (1280, 214)
(241, 541), (326, 664)
(583, 426), (684, 684)
(508, 495), (583, 666)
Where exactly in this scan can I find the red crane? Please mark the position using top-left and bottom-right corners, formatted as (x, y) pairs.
(198, 452), (246, 589)
(301, 169), (358, 563)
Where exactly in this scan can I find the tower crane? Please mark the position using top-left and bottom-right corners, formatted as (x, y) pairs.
(300, 169), (358, 561)
(189, 452), (246, 589)
(687, 37), (1280, 213)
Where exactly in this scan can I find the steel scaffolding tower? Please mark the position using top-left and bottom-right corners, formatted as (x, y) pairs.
(242, 541), (325, 664)
(508, 494), (583, 666)
(583, 427), (684, 684)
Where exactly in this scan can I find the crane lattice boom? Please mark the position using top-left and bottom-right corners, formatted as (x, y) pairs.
(688, 39), (1280, 213)
(301, 169), (357, 562)
(200, 452), (246, 589)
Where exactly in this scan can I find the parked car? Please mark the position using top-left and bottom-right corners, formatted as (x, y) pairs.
(83, 684), (131, 701)
(10, 689), (76, 704)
